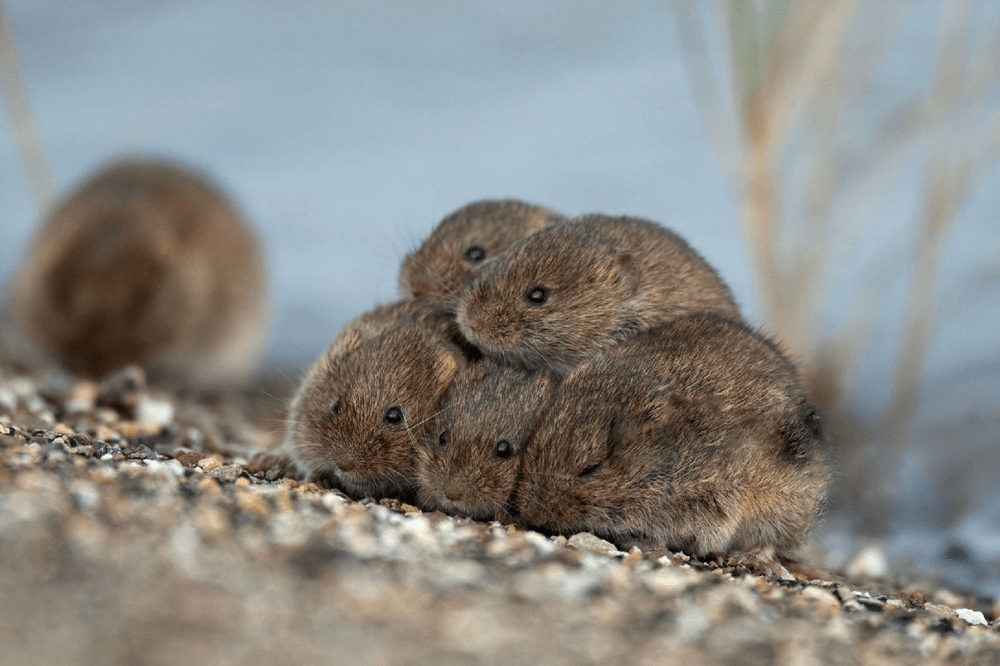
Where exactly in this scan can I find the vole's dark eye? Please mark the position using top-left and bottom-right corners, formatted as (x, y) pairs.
(328, 397), (343, 419)
(578, 462), (601, 477)
(494, 440), (514, 459)
(384, 406), (404, 426)
(438, 429), (450, 447)
(526, 287), (548, 305)
(463, 246), (486, 262)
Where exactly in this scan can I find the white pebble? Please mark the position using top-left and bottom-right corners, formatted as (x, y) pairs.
(567, 532), (622, 556)
(554, 568), (603, 599)
(524, 530), (559, 555)
(643, 566), (696, 596)
(675, 605), (709, 640)
(435, 560), (486, 587)
(136, 396), (175, 427)
(0, 388), (16, 412)
(399, 514), (435, 546)
(844, 543), (887, 579)
(71, 481), (102, 511)
(143, 458), (184, 478)
(269, 513), (306, 547)
(9, 377), (35, 399)
(955, 608), (988, 626)
(64, 397), (94, 414)
(160, 459), (186, 477)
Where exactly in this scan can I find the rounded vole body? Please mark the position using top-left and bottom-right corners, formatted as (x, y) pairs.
(7, 157), (267, 389)
(456, 213), (740, 373)
(414, 361), (557, 521)
(399, 199), (565, 311)
(284, 300), (466, 499)
(514, 314), (829, 558)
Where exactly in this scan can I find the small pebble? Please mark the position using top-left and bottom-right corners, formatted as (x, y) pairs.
(127, 444), (157, 461)
(567, 532), (622, 556)
(136, 396), (175, 427)
(0, 389), (16, 413)
(208, 464), (244, 483)
(845, 543), (888, 580)
(956, 608), (988, 626)
(198, 456), (223, 471)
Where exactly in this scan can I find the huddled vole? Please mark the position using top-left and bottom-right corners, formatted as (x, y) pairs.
(413, 361), (557, 521)
(513, 313), (829, 559)
(6, 157), (267, 390)
(456, 214), (740, 374)
(399, 199), (565, 310)
(284, 300), (466, 499)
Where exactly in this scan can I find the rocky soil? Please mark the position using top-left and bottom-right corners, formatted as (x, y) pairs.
(1, 364), (998, 666)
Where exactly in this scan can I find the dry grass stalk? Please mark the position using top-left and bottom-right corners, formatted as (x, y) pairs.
(0, 0), (55, 211)
(674, 0), (1000, 527)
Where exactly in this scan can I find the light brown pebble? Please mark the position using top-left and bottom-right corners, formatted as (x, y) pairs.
(274, 487), (295, 513)
(198, 476), (224, 496)
(195, 505), (231, 540)
(208, 464), (244, 482)
(235, 488), (269, 516)
(198, 456), (222, 471)
(567, 532), (621, 555)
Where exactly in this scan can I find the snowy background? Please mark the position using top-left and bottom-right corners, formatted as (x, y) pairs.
(1, 1), (997, 595)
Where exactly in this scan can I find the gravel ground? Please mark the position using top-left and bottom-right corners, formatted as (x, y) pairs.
(1, 364), (998, 666)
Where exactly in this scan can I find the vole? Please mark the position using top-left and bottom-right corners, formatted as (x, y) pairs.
(413, 360), (557, 521)
(456, 213), (740, 374)
(513, 313), (829, 560)
(283, 300), (466, 499)
(7, 157), (267, 390)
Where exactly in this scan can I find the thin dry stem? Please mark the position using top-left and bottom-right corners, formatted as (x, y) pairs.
(0, 0), (55, 211)
(675, 0), (1000, 529)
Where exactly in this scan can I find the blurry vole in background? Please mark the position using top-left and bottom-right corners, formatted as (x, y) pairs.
(5, 157), (268, 390)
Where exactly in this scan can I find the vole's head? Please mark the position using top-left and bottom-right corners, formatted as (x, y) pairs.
(456, 222), (639, 373)
(286, 303), (463, 498)
(399, 200), (563, 310)
(414, 362), (556, 521)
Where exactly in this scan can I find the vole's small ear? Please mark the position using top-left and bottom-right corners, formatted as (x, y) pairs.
(776, 404), (824, 462)
(603, 249), (639, 296)
(641, 385), (724, 440)
(432, 350), (461, 389)
(641, 384), (686, 424)
(329, 328), (363, 356)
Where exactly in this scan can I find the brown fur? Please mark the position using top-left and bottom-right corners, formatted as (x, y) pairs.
(284, 301), (466, 499)
(399, 200), (565, 310)
(455, 214), (741, 374)
(7, 158), (267, 389)
(414, 361), (557, 521)
(513, 314), (830, 558)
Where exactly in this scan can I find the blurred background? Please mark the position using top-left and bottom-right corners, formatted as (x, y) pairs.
(1, 0), (998, 595)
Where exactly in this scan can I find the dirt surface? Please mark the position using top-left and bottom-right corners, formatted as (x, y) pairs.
(1, 364), (998, 666)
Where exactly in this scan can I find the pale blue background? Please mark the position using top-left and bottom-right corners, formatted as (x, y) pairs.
(2, 1), (998, 594)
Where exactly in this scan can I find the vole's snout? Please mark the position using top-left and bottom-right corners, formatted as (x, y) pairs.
(335, 454), (357, 473)
(465, 312), (487, 335)
(443, 478), (468, 503)
(455, 298), (483, 336)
